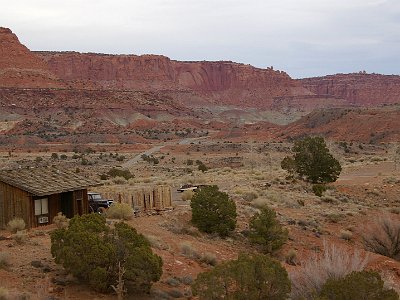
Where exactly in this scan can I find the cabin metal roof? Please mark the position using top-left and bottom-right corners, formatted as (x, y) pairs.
(0, 167), (101, 196)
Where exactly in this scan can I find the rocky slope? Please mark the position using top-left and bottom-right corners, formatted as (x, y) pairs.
(0, 28), (64, 88)
(279, 106), (400, 143)
(300, 73), (400, 106)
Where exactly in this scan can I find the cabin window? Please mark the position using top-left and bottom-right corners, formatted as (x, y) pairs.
(34, 198), (48, 216)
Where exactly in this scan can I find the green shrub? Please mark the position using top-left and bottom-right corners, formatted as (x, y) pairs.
(318, 271), (398, 300)
(51, 214), (162, 294)
(192, 253), (290, 300)
(191, 185), (237, 237)
(282, 136), (342, 183)
(313, 184), (327, 197)
(107, 168), (134, 180)
(248, 206), (288, 254)
(7, 217), (25, 233)
(198, 162), (208, 172)
(106, 203), (134, 220)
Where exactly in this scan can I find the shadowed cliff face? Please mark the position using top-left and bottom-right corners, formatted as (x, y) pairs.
(0, 27), (64, 88)
(299, 73), (400, 106)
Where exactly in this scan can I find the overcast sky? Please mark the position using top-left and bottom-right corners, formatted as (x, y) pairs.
(1, 0), (399, 78)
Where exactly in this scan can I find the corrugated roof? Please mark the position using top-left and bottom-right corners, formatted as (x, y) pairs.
(0, 167), (101, 196)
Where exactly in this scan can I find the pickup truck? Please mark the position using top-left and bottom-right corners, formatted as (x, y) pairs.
(177, 184), (210, 193)
(177, 184), (198, 193)
(88, 192), (114, 213)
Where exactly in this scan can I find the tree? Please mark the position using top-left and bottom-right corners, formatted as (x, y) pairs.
(282, 136), (341, 183)
(192, 253), (291, 300)
(191, 185), (237, 237)
(50, 214), (162, 294)
(280, 156), (296, 176)
(249, 206), (288, 254)
(318, 271), (398, 300)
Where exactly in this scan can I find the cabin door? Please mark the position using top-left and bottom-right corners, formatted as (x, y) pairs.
(60, 192), (74, 218)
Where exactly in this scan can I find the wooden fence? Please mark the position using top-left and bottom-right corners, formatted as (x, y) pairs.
(98, 185), (172, 212)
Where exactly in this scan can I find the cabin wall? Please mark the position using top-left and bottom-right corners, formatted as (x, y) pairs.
(72, 189), (89, 216)
(0, 183), (90, 229)
(0, 182), (31, 229)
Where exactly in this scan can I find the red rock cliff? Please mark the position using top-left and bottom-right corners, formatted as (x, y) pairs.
(300, 73), (400, 106)
(0, 27), (64, 88)
(37, 51), (311, 108)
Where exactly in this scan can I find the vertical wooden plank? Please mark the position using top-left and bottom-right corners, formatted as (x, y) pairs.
(0, 190), (4, 228)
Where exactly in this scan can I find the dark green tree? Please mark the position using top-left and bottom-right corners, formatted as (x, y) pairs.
(50, 214), (162, 294)
(192, 253), (291, 300)
(318, 271), (398, 300)
(191, 185), (237, 237)
(280, 156), (296, 176)
(282, 136), (341, 183)
(249, 206), (288, 254)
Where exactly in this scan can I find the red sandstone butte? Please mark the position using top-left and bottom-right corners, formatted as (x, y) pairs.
(299, 73), (400, 106)
(0, 27), (64, 88)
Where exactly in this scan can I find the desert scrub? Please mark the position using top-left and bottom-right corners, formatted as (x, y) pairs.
(53, 212), (69, 229)
(112, 176), (128, 185)
(106, 203), (134, 220)
(181, 190), (194, 201)
(340, 229), (353, 241)
(180, 242), (200, 259)
(200, 252), (217, 266)
(312, 184), (327, 197)
(289, 241), (369, 299)
(7, 218), (25, 233)
(13, 230), (28, 244)
(243, 191), (258, 202)
(0, 287), (8, 300)
(285, 249), (297, 266)
(146, 235), (169, 250)
(363, 215), (400, 261)
(0, 252), (10, 269)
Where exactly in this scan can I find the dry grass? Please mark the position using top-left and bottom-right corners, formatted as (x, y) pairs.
(181, 190), (194, 201)
(106, 203), (134, 220)
(53, 212), (69, 229)
(0, 287), (8, 300)
(7, 218), (25, 233)
(340, 229), (353, 241)
(146, 235), (169, 250)
(363, 214), (400, 261)
(13, 230), (28, 244)
(180, 242), (200, 259)
(290, 241), (369, 299)
(0, 252), (10, 269)
(285, 249), (297, 266)
(200, 252), (217, 266)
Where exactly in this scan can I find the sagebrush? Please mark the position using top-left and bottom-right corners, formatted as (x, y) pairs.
(106, 203), (134, 220)
(7, 218), (25, 233)
(290, 241), (369, 299)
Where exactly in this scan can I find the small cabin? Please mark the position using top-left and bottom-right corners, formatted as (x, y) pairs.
(0, 167), (100, 228)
